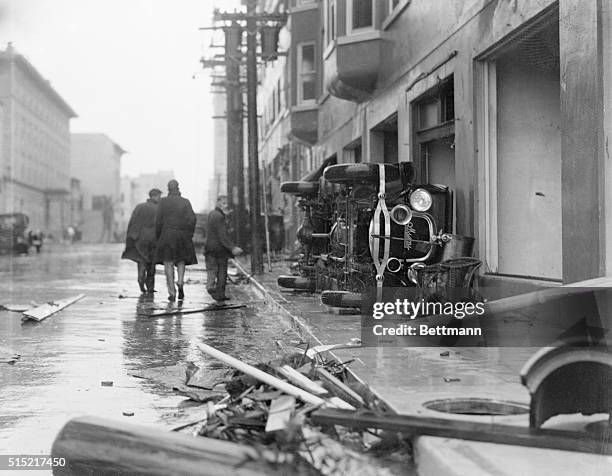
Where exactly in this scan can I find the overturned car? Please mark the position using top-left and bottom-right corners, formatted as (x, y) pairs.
(278, 161), (480, 308)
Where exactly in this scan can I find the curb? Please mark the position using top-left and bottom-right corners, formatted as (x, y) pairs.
(231, 259), (397, 411)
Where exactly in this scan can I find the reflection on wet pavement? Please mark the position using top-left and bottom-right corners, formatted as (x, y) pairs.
(0, 244), (298, 455)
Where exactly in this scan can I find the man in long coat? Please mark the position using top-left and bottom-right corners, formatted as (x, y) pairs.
(205, 195), (243, 301)
(155, 180), (197, 301)
(121, 188), (162, 293)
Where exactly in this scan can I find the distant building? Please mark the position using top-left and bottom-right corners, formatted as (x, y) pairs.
(71, 133), (126, 242)
(117, 170), (175, 238)
(0, 43), (77, 239)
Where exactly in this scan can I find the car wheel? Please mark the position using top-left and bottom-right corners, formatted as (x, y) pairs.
(321, 290), (362, 308)
(280, 181), (319, 196)
(277, 275), (316, 291)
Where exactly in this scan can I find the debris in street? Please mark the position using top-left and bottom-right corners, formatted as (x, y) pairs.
(440, 351), (450, 357)
(0, 302), (39, 312)
(51, 416), (315, 475)
(149, 304), (246, 317)
(122, 411), (134, 417)
(265, 395), (296, 432)
(0, 347), (20, 364)
(443, 377), (461, 383)
(310, 408), (612, 456)
(22, 294), (85, 322)
(129, 362), (231, 401)
(101, 381), (113, 387)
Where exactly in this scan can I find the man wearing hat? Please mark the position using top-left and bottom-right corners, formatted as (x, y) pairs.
(155, 180), (197, 301)
(121, 188), (162, 293)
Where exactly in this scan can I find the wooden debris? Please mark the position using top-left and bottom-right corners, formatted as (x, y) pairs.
(22, 294), (85, 322)
(0, 347), (20, 364)
(310, 408), (612, 456)
(172, 384), (226, 403)
(1, 303), (37, 312)
(149, 304), (246, 317)
(51, 416), (307, 475)
(265, 396), (296, 432)
(197, 343), (330, 407)
(276, 365), (327, 395)
(305, 338), (361, 359)
(313, 367), (366, 408)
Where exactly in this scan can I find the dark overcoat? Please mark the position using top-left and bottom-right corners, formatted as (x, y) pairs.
(121, 199), (158, 263)
(204, 207), (235, 259)
(155, 192), (197, 265)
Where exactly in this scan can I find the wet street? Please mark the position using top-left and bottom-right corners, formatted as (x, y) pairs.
(0, 244), (298, 456)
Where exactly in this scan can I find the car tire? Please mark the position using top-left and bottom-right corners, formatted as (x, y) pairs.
(277, 275), (316, 291)
(280, 181), (319, 196)
(321, 290), (362, 308)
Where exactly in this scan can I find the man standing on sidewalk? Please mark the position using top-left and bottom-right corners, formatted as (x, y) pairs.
(155, 180), (197, 302)
(205, 195), (243, 301)
(121, 188), (162, 293)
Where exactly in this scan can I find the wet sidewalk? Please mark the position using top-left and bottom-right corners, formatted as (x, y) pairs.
(238, 259), (612, 476)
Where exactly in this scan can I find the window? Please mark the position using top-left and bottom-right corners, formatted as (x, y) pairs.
(297, 42), (316, 104)
(347, 0), (374, 33)
(325, 0), (337, 45)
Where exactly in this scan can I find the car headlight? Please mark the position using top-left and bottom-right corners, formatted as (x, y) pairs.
(409, 188), (433, 212)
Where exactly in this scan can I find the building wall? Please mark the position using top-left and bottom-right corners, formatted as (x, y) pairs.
(0, 45), (74, 240)
(313, 0), (611, 289)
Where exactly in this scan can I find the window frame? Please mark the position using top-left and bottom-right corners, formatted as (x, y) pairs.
(297, 41), (317, 105)
(324, 0), (337, 46)
(347, 0), (375, 34)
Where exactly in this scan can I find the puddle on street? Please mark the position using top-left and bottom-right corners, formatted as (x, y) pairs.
(0, 244), (299, 454)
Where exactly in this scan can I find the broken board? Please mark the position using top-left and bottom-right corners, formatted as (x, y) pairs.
(149, 303), (246, 317)
(265, 396), (296, 432)
(22, 294), (85, 322)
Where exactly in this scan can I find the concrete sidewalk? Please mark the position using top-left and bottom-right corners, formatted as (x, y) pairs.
(236, 259), (612, 476)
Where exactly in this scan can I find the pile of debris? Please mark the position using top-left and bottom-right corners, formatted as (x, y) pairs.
(117, 341), (409, 475)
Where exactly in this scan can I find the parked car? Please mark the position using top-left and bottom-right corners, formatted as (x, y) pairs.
(0, 213), (30, 255)
(278, 161), (480, 308)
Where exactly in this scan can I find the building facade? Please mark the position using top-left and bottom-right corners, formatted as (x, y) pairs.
(70, 133), (126, 242)
(0, 43), (77, 240)
(255, 0), (612, 294)
(257, 0), (322, 246)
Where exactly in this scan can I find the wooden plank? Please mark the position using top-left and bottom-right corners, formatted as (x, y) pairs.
(51, 416), (301, 475)
(313, 367), (366, 408)
(265, 396), (296, 432)
(276, 365), (355, 411)
(276, 365), (327, 395)
(22, 294), (85, 322)
(150, 304), (245, 317)
(310, 409), (612, 456)
(196, 343), (327, 407)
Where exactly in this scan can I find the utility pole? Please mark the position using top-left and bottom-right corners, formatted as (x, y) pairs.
(224, 23), (246, 250)
(245, 0), (263, 275)
(202, 3), (286, 276)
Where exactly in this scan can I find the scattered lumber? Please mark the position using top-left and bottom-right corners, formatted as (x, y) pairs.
(313, 367), (365, 408)
(22, 294), (85, 322)
(197, 343), (349, 409)
(265, 396), (296, 432)
(197, 343), (328, 407)
(51, 416), (310, 476)
(310, 408), (612, 456)
(305, 338), (361, 359)
(0, 347), (20, 364)
(276, 365), (327, 395)
(150, 304), (246, 317)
